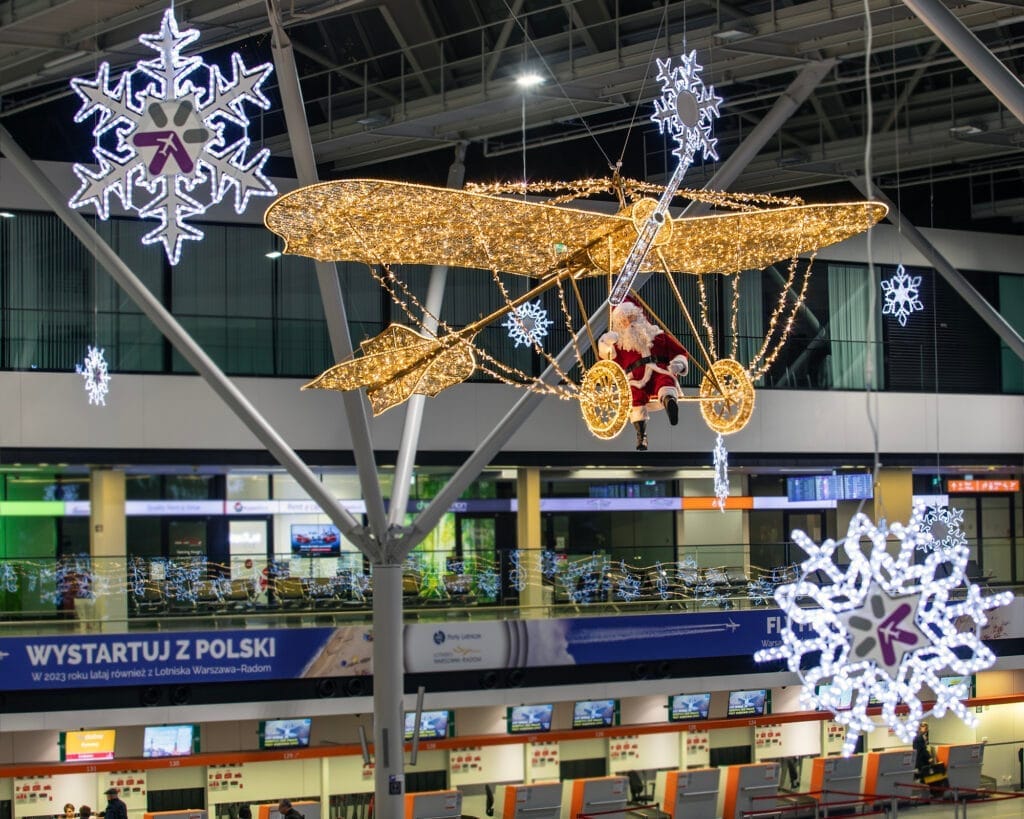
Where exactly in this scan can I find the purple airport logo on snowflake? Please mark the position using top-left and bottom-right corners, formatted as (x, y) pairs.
(69, 9), (277, 264)
(755, 506), (1013, 756)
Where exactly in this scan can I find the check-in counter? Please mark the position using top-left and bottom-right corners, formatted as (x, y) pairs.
(404, 790), (461, 819)
(720, 762), (780, 819)
(935, 743), (985, 791)
(561, 776), (628, 819)
(862, 750), (915, 799)
(144, 811), (206, 819)
(803, 755), (863, 807)
(655, 768), (720, 819)
(495, 782), (561, 819)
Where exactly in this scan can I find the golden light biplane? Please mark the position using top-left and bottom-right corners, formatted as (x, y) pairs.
(264, 176), (886, 442)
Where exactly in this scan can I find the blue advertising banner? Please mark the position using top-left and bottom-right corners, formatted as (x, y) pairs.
(0, 597), (1019, 690)
(0, 625), (373, 691)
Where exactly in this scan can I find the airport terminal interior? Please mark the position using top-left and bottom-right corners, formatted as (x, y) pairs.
(0, 0), (1024, 818)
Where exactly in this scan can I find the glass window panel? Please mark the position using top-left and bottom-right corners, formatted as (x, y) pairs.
(226, 473), (270, 500)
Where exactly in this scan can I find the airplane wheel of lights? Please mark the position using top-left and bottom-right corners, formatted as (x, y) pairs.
(699, 358), (755, 435)
(579, 359), (632, 439)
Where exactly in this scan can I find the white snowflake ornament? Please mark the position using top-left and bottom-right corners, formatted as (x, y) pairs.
(651, 50), (721, 164)
(881, 264), (924, 327)
(755, 505), (1013, 756)
(70, 9), (277, 264)
(920, 505), (968, 553)
(503, 299), (554, 348)
(76, 345), (111, 406)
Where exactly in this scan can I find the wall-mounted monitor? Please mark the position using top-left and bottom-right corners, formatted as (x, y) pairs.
(61, 729), (116, 762)
(938, 674), (974, 695)
(404, 710), (451, 740)
(290, 524), (342, 555)
(572, 699), (618, 729)
(507, 704), (553, 734)
(143, 724), (197, 758)
(727, 689), (768, 718)
(787, 474), (873, 502)
(668, 693), (711, 722)
(815, 683), (853, 711)
(259, 718), (312, 749)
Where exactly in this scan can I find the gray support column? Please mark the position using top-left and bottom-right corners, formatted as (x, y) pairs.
(0, 124), (366, 541)
(854, 181), (1024, 362)
(266, 0), (388, 546)
(387, 142), (468, 530)
(372, 563), (405, 819)
(902, 0), (1024, 127)
(682, 59), (837, 218)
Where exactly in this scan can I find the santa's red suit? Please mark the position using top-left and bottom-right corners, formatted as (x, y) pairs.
(598, 299), (689, 449)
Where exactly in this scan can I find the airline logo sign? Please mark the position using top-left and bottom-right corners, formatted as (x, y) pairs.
(948, 479), (1019, 493)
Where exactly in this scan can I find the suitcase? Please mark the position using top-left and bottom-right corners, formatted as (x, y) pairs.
(920, 762), (949, 795)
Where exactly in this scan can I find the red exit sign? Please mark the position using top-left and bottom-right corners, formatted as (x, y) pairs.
(948, 479), (1020, 493)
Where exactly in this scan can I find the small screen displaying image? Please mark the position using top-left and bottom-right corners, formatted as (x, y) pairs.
(404, 710), (450, 740)
(143, 724), (195, 757)
(727, 689), (767, 718)
(290, 524), (342, 555)
(63, 730), (116, 762)
(815, 683), (853, 711)
(508, 704), (553, 734)
(669, 693), (711, 722)
(262, 718), (312, 749)
(938, 674), (972, 693)
(572, 699), (617, 729)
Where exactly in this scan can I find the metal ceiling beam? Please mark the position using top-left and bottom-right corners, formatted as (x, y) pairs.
(377, 3), (434, 97)
(291, 38), (400, 105)
(681, 58), (837, 217)
(855, 181), (1024, 362)
(266, 0), (388, 549)
(485, 0), (526, 84)
(903, 0), (1024, 126)
(0, 123), (366, 540)
(880, 40), (942, 133)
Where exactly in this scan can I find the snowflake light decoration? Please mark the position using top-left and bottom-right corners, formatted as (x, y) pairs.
(881, 264), (924, 327)
(75, 345), (111, 405)
(713, 433), (729, 512)
(920, 505), (967, 553)
(615, 561), (642, 602)
(651, 50), (722, 165)
(755, 506), (1013, 756)
(70, 9), (277, 265)
(503, 300), (553, 348)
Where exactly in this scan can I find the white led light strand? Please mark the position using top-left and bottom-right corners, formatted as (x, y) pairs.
(881, 264), (924, 327)
(713, 433), (729, 512)
(755, 504), (1013, 756)
(69, 9), (277, 264)
(76, 345), (111, 406)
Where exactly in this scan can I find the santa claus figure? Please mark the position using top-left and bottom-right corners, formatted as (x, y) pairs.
(599, 298), (689, 451)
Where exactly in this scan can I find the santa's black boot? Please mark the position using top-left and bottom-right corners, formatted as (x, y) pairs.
(662, 395), (679, 426)
(633, 420), (648, 451)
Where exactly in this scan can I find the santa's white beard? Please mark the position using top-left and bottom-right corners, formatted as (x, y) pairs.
(615, 317), (660, 354)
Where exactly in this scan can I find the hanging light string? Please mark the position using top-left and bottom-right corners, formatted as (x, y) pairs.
(613, 0), (670, 172)
(861, 0), (882, 515)
(498, 0), (614, 169)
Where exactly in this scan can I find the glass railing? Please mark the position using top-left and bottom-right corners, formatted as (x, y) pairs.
(1, 547), (1019, 636)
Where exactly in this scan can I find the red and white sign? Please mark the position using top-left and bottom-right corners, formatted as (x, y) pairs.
(948, 479), (1020, 493)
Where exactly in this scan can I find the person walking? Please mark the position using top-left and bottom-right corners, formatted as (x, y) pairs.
(102, 788), (127, 819)
(277, 801), (303, 819)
